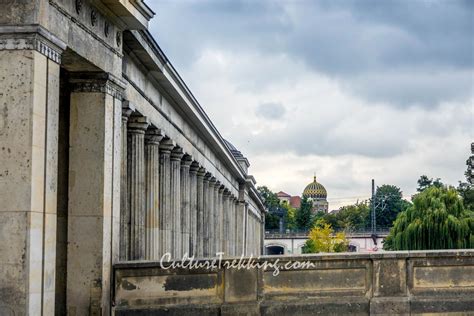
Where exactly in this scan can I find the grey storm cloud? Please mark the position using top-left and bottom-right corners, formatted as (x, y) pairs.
(151, 0), (473, 108)
(255, 102), (286, 120)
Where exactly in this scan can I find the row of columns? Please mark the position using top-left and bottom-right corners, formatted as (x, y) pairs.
(120, 106), (248, 260)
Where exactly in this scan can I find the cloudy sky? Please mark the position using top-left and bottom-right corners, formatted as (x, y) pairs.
(150, 0), (473, 209)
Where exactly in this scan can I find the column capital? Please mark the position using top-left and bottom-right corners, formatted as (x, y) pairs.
(218, 185), (225, 193)
(181, 155), (193, 168)
(171, 147), (185, 161)
(223, 189), (232, 197)
(190, 161), (200, 174)
(145, 127), (165, 145)
(159, 139), (176, 154)
(122, 100), (136, 119)
(69, 72), (126, 99)
(209, 176), (217, 186)
(203, 172), (212, 182)
(128, 115), (149, 134)
(197, 167), (206, 178)
(214, 181), (221, 190)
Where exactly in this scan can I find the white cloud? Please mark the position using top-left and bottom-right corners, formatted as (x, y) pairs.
(181, 48), (472, 209)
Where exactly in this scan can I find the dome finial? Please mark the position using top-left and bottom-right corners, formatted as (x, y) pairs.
(314, 172), (317, 182)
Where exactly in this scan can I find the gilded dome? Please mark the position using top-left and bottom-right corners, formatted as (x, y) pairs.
(303, 176), (327, 199)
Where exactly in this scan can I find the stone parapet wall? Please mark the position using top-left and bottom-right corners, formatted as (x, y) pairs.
(113, 250), (474, 315)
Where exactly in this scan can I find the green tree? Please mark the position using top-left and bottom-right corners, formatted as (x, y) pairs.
(302, 221), (348, 253)
(335, 202), (369, 230)
(257, 186), (281, 230)
(384, 186), (474, 250)
(370, 185), (411, 228)
(311, 202), (369, 231)
(458, 182), (474, 211)
(282, 202), (297, 230)
(296, 196), (313, 230)
(458, 144), (474, 211)
(417, 175), (444, 192)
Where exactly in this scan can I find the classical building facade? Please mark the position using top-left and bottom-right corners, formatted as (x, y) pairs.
(0, 1), (266, 315)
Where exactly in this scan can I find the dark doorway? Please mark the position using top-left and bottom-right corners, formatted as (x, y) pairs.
(266, 246), (285, 255)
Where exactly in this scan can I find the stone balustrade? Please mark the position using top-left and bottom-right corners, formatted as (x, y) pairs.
(113, 250), (474, 315)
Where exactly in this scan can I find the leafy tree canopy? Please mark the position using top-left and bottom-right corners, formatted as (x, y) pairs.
(417, 175), (444, 192)
(302, 220), (349, 253)
(258, 186), (281, 230)
(384, 186), (474, 250)
(370, 184), (411, 228)
(312, 202), (369, 231)
(296, 196), (313, 230)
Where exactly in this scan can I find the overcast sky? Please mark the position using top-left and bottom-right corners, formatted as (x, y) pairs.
(150, 0), (473, 209)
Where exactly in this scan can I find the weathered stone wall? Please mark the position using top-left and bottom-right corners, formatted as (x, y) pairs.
(113, 250), (474, 315)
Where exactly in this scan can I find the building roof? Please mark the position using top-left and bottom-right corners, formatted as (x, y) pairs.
(303, 176), (327, 199)
(290, 196), (301, 209)
(277, 191), (291, 198)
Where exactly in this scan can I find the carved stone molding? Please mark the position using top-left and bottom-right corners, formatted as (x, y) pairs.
(69, 72), (126, 99)
(0, 25), (66, 64)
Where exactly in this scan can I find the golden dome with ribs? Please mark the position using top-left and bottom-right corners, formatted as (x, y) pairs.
(302, 176), (327, 199)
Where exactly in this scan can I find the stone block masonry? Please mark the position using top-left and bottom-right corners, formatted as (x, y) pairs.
(113, 250), (474, 315)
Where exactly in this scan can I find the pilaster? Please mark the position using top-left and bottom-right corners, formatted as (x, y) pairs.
(67, 73), (123, 315)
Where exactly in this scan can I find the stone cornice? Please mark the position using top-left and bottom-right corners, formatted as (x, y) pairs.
(0, 25), (66, 64)
(48, 0), (123, 58)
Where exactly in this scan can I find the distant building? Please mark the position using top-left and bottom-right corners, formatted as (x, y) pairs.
(276, 176), (328, 212)
(276, 191), (302, 209)
(277, 191), (291, 204)
(302, 176), (329, 213)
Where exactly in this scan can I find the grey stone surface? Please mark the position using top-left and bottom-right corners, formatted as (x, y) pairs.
(145, 127), (163, 260)
(0, 1), (267, 314)
(128, 115), (149, 260)
(113, 251), (474, 315)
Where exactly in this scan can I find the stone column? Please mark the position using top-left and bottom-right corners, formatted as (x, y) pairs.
(202, 173), (212, 257)
(260, 215), (265, 256)
(180, 155), (193, 257)
(145, 128), (164, 260)
(120, 101), (134, 260)
(170, 147), (184, 259)
(229, 196), (236, 256)
(209, 177), (217, 256)
(217, 185), (225, 254)
(159, 139), (175, 257)
(222, 190), (231, 255)
(189, 162), (199, 257)
(127, 115), (149, 260)
(196, 168), (206, 257)
(0, 32), (64, 314)
(67, 73), (123, 315)
(236, 202), (246, 256)
(213, 181), (220, 255)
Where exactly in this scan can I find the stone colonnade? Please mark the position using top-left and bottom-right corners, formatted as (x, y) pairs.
(119, 106), (249, 260)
